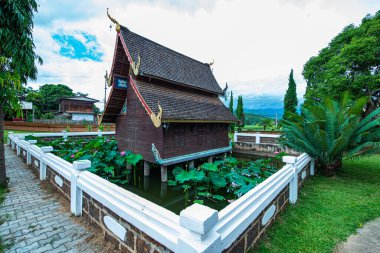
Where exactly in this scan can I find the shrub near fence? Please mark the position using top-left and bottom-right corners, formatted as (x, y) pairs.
(8, 132), (314, 253)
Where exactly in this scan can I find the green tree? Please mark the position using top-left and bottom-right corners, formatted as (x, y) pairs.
(228, 91), (234, 114)
(236, 95), (245, 128)
(228, 91), (235, 132)
(39, 84), (74, 111)
(303, 12), (380, 112)
(283, 69), (298, 119)
(26, 90), (43, 118)
(281, 93), (380, 176)
(260, 118), (273, 131)
(0, 0), (42, 186)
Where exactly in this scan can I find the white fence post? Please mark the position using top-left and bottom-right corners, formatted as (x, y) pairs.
(177, 204), (221, 253)
(97, 130), (102, 137)
(11, 138), (16, 150)
(62, 130), (68, 141)
(310, 158), (315, 176)
(7, 132), (13, 145)
(256, 134), (260, 144)
(26, 140), (37, 165)
(283, 156), (298, 204)
(16, 141), (21, 156)
(71, 160), (91, 216)
(40, 146), (53, 180)
(233, 131), (238, 142)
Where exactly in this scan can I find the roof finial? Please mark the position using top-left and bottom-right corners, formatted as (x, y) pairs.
(107, 8), (120, 33)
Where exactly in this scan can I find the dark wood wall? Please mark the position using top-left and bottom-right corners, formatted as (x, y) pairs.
(163, 123), (229, 159)
(116, 85), (163, 163)
(116, 83), (230, 163)
(59, 101), (93, 113)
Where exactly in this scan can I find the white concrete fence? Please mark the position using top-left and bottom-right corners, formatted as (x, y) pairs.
(8, 131), (314, 253)
(233, 132), (281, 144)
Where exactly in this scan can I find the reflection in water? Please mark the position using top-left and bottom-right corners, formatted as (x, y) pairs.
(121, 154), (283, 214)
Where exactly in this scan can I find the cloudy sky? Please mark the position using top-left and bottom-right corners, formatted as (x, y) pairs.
(30, 0), (380, 113)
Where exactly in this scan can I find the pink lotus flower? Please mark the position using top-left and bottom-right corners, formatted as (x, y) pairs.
(120, 151), (126, 156)
(70, 154), (75, 158)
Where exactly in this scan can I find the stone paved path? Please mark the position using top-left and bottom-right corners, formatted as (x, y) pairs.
(335, 218), (380, 253)
(0, 145), (100, 253)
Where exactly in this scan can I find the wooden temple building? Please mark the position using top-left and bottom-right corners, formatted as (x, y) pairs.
(56, 96), (99, 122)
(102, 11), (237, 181)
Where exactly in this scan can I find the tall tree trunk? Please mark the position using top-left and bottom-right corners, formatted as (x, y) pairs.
(0, 103), (7, 186)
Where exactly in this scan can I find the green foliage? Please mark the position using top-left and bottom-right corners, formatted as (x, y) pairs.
(40, 112), (54, 120)
(303, 12), (380, 109)
(236, 95), (245, 128)
(228, 91), (235, 132)
(39, 84), (75, 112)
(283, 69), (298, 119)
(168, 154), (284, 205)
(281, 92), (380, 176)
(260, 118), (274, 131)
(228, 91), (234, 114)
(28, 136), (143, 185)
(0, 0), (42, 113)
(0, 0), (42, 83)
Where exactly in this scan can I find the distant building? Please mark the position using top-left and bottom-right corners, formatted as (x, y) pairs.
(56, 97), (99, 122)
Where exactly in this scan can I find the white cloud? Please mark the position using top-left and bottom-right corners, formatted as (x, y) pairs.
(30, 0), (380, 109)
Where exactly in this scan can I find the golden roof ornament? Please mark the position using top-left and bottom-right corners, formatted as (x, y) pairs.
(107, 8), (120, 33)
(131, 53), (141, 76)
(150, 103), (163, 128)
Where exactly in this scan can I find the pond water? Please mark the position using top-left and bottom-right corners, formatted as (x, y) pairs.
(121, 153), (284, 214)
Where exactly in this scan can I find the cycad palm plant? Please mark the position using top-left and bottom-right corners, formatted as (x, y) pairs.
(281, 93), (380, 176)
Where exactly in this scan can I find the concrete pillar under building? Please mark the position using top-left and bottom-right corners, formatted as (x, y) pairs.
(144, 176), (150, 191)
(189, 160), (195, 168)
(161, 165), (168, 182)
(144, 161), (151, 176)
(160, 182), (167, 197)
(207, 156), (213, 163)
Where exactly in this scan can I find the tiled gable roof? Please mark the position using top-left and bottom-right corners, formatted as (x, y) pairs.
(135, 80), (237, 122)
(120, 26), (222, 94)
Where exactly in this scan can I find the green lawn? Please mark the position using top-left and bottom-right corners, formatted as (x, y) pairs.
(258, 155), (380, 253)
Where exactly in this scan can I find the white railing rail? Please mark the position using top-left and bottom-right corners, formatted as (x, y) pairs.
(7, 131), (314, 253)
(78, 171), (185, 251)
(9, 130), (114, 140)
(233, 132), (281, 144)
(215, 164), (294, 248)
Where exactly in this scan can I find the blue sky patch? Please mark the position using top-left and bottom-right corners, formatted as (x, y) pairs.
(52, 30), (103, 62)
